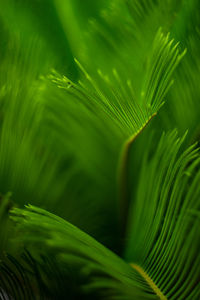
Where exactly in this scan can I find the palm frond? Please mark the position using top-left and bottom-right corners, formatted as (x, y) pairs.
(2, 130), (199, 299)
(5, 205), (158, 299)
(125, 130), (200, 299)
(41, 29), (184, 239)
(0, 0), (200, 299)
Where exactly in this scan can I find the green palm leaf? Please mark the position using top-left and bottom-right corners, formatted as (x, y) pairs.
(125, 130), (200, 299)
(2, 130), (199, 299)
(0, 0), (200, 299)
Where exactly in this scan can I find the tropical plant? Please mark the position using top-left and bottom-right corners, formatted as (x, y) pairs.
(0, 0), (200, 299)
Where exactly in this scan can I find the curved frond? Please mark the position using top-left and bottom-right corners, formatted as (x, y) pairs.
(125, 130), (200, 299)
(4, 130), (200, 299)
(6, 205), (156, 300)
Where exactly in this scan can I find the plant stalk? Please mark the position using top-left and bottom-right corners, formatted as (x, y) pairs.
(118, 113), (157, 240)
(130, 263), (167, 300)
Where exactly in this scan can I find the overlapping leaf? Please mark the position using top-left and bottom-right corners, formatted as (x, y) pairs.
(1, 130), (199, 299)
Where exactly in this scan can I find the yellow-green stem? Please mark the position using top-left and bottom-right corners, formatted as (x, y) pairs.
(130, 263), (167, 300)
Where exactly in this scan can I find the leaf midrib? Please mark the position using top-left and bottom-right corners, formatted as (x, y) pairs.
(130, 263), (167, 300)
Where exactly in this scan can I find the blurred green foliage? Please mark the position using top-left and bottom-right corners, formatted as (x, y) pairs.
(0, 0), (200, 299)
